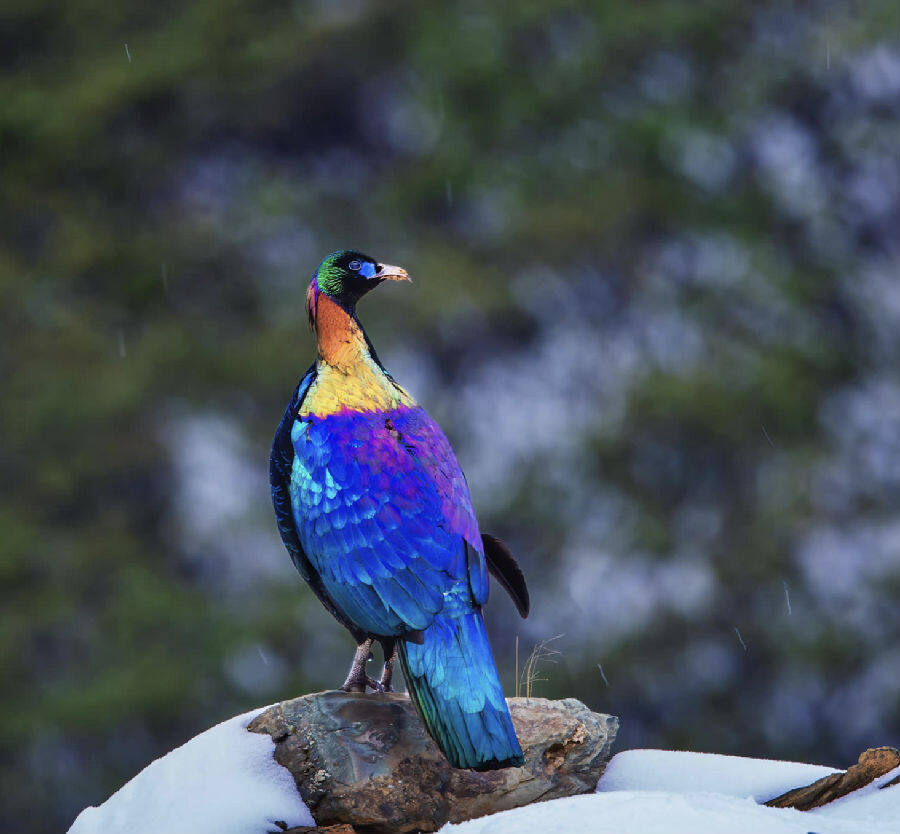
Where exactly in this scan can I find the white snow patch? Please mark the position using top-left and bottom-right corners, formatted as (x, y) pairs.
(441, 749), (900, 834)
(439, 790), (894, 834)
(68, 707), (313, 834)
(597, 748), (838, 801)
(66, 722), (900, 834)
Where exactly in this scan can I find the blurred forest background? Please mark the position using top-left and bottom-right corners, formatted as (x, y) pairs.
(2, 1), (899, 831)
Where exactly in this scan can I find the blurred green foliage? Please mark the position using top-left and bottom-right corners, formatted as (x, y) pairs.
(2, 1), (898, 831)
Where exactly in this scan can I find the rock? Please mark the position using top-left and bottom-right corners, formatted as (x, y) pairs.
(766, 747), (900, 810)
(248, 691), (618, 833)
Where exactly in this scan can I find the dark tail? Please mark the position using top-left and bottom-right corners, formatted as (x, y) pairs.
(399, 608), (524, 770)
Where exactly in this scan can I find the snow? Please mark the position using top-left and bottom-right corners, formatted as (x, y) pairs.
(440, 749), (900, 834)
(68, 707), (313, 834)
(439, 790), (893, 834)
(597, 748), (839, 801)
(67, 713), (900, 834)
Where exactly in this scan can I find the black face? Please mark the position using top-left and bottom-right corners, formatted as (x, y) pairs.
(313, 249), (409, 307)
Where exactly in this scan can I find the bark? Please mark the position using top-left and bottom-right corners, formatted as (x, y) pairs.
(765, 747), (900, 811)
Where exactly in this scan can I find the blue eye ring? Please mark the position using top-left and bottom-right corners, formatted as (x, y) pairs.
(348, 259), (362, 272)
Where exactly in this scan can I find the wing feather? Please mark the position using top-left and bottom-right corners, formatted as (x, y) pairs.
(290, 405), (485, 636)
(269, 367), (366, 641)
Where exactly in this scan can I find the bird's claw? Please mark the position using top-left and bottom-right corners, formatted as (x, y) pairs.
(340, 674), (385, 694)
(340, 639), (393, 694)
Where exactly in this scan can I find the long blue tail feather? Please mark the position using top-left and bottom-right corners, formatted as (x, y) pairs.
(399, 609), (524, 771)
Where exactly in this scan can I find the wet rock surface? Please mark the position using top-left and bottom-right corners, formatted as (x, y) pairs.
(249, 691), (618, 833)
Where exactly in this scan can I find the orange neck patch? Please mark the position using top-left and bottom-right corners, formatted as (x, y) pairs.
(300, 293), (416, 417)
(313, 293), (367, 368)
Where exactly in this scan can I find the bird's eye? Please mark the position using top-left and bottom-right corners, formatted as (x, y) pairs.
(348, 260), (361, 272)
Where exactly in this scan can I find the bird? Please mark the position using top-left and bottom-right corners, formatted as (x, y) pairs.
(269, 249), (530, 771)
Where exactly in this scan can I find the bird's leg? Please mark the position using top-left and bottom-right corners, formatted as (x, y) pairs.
(378, 638), (398, 692)
(340, 638), (382, 693)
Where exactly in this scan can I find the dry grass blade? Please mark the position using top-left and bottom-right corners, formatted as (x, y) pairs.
(517, 635), (564, 698)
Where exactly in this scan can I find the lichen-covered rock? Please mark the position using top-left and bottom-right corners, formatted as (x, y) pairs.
(248, 691), (618, 833)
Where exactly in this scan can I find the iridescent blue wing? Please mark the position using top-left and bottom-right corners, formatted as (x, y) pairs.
(290, 406), (489, 637)
(270, 366), (365, 640)
(387, 409), (488, 608)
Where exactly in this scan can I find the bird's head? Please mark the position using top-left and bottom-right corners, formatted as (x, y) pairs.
(306, 249), (409, 327)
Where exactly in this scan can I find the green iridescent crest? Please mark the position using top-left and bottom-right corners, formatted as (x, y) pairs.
(314, 249), (374, 298)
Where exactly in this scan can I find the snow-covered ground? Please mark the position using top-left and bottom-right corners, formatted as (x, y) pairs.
(68, 716), (900, 834)
(68, 707), (313, 834)
(440, 790), (885, 834)
(598, 749), (839, 800)
(442, 749), (900, 834)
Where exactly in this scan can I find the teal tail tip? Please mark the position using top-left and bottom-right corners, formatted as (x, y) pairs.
(472, 745), (525, 772)
(399, 609), (525, 771)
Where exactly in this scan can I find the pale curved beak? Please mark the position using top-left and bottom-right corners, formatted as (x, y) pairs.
(374, 263), (411, 282)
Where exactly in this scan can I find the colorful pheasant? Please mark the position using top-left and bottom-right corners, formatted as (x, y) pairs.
(270, 250), (529, 770)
